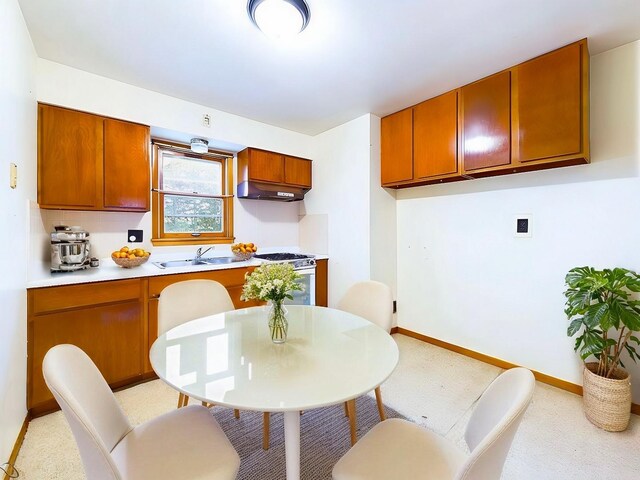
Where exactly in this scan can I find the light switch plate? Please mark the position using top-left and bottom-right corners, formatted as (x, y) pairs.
(10, 163), (17, 189)
(514, 214), (532, 237)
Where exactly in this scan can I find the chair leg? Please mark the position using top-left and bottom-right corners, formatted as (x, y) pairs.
(346, 399), (357, 446)
(263, 412), (270, 450)
(177, 393), (184, 409)
(374, 386), (386, 421)
(344, 401), (349, 417)
(183, 395), (190, 407)
(234, 409), (240, 419)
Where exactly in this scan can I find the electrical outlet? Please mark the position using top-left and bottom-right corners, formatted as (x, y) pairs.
(514, 215), (532, 238)
(10, 163), (17, 189)
(202, 114), (211, 128)
(393, 300), (397, 314)
(128, 229), (143, 243)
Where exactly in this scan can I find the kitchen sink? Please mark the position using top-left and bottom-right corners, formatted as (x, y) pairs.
(153, 257), (246, 269)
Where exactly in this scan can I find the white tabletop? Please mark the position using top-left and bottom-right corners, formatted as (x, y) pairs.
(149, 305), (399, 412)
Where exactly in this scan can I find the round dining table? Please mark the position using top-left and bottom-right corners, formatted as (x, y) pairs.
(149, 305), (399, 480)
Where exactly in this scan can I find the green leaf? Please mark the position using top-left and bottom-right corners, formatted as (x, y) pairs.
(583, 303), (609, 328)
(567, 318), (583, 337)
(618, 304), (640, 331)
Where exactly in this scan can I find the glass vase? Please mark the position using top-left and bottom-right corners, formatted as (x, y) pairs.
(268, 300), (288, 344)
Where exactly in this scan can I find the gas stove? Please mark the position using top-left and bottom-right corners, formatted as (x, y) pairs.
(254, 253), (316, 270)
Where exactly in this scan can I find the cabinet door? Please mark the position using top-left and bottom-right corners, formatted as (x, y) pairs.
(29, 301), (143, 410)
(414, 91), (458, 178)
(381, 109), (413, 185)
(284, 156), (312, 187)
(516, 42), (582, 163)
(462, 71), (511, 171)
(104, 119), (150, 211)
(38, 104), (103, 209)
(248, 149), (284, 183)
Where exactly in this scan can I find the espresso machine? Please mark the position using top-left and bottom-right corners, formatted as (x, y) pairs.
(51, 225), (91, 272)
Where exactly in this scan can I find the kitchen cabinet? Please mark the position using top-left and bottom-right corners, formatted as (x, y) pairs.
(27, 261), (329, 416)
(38, 103), (150, 212)
(381, 109), (413, 185)
(27, 279), (146, 416)
(238, 147), (312, 188)
(461, 71), (511, 172)
(514, 40), (588, 164)
(414, 91), (459, 179)
(380, 38), (589, 188)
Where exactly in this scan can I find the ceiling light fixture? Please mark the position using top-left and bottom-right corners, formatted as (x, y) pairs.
(190, 138), (209, 153)
(247, 0), (310, 39)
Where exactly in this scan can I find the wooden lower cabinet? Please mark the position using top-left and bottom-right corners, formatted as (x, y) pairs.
(27, 261), (329, 415)
(27, 279), (145, 416)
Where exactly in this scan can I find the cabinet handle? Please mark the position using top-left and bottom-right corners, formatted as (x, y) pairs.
(150, 294), (160, 300)
(191, 233), (201, 237)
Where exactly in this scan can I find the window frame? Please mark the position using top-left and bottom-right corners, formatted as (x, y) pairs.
(151, 139), (234, 246)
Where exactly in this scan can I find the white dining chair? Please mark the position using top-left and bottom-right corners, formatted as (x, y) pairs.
(158, 279), (272, 449)
(43, 344), (240, 480)
(332, 367), (535, 480)
(337, 280), (394, 445)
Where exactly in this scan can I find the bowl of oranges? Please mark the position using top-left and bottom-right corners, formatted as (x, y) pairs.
(111, 246), (151, 268)
(231, 242), (257, 260)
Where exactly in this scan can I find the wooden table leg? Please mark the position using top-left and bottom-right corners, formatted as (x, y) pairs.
(283, 411), (301, 480)
(374, 386), (386, 421)
(263, 412), (270, 450)
(346, 399), (357, 445)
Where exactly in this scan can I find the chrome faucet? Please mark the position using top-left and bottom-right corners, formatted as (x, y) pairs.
(194, 246), (212, 262)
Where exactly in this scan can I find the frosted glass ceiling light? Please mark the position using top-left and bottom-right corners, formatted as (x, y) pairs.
(190, 138), (209, 153)
(248, 0), (310, 39)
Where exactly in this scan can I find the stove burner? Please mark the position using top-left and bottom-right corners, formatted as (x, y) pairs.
(254, 253), (313, 261)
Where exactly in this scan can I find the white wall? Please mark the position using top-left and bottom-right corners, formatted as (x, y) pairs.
(30, 60), (313, 273)
(0, 0), (37, 462)
(303, 115), (373, 305)
(302, 113), (397, 307)
(396, 41), (640, 401)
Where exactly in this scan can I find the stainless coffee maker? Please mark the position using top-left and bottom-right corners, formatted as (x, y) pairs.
(51, 225), (91, 272)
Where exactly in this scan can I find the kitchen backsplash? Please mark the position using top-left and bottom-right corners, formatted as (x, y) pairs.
(29, 198), (306, 278)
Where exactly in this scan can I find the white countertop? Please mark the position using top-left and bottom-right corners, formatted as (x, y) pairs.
(27, 252), (328, 289)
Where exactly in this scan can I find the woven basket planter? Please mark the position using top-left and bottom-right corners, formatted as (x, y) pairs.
(583, 362), (631, 432)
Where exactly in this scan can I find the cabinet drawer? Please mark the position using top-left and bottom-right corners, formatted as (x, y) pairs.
(30, 279), (142, 315)
(148, 268), (253, 298)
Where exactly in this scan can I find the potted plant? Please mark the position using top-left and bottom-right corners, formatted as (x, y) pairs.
(564, 266), (640, 431)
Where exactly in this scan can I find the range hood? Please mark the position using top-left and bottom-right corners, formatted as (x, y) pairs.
(237, 180), (309, 202)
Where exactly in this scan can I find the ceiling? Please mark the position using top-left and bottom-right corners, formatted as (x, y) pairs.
(19, 0), (640, 135)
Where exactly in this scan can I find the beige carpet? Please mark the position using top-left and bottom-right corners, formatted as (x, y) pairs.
(15, 334), (640, 479)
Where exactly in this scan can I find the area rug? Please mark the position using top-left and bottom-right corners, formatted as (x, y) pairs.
(211, 395), (407, 480)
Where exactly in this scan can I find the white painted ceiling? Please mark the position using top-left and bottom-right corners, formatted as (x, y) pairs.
(19, 0), (640, 135)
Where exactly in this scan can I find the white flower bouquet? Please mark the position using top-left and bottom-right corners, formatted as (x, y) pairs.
(241, 262), (303, 303)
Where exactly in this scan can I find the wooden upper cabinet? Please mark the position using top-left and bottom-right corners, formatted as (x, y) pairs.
(284, 155), (312, 187)
(104, 119), (150, 210)
(381, 109), (413, 185)
(38, 105), (103, 209)
(515, 40), (586, 163)
(38, 104), (150, 212)
(238, 147), (312, 190)
(247, 149), (285, 183)
(462, 71), (511, 172)
(413, 91), (458, 179)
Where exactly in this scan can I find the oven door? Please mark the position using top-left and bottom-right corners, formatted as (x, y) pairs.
(284, 267), (316, 306)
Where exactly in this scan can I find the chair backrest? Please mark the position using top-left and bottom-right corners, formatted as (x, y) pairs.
(42, 344), (131, 480)
(337, 281), (394, 332)
(456, 367), (535, 480)
(158, 279), (235, 335)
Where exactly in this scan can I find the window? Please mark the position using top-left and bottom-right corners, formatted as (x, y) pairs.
(151, 140), (234, 245)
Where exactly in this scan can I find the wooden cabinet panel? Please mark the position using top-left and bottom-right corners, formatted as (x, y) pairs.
(381, 109), (413, 185)
(30, 279), (141, 315)
(413, 91), (458, 179)
(462, 71), (511, 171)
(38, 104), (150, 211)
(104, 119), (150, 210)
(516, 42), (582, 163)
(284, 156), (312, 187)
(38, 104), (103, 209)
(248, 149), (284, 183)
(28, 300), (143, 412)
(315, 259), (328, 307)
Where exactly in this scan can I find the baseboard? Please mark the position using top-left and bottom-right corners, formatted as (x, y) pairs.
(394, 327), (640, 415)
(3, 414), (29, 480)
